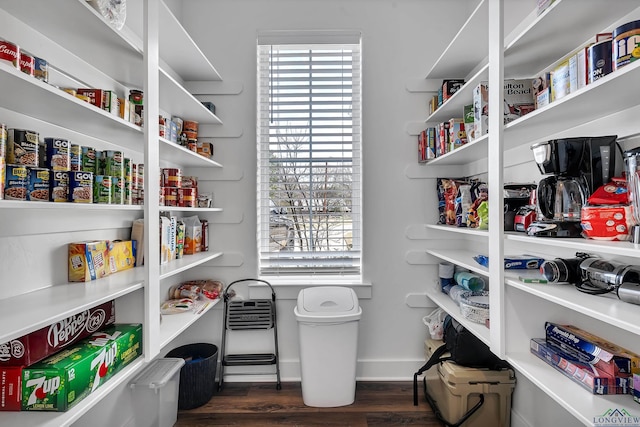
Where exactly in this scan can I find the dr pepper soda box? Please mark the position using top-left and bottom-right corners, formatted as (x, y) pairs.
(21, 324), (142, 412)
(0, 300), (115, 367)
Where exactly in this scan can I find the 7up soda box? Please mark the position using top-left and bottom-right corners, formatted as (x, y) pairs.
(21, 324), (142, 411)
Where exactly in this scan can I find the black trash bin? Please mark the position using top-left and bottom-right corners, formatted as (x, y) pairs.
(166, 343), (218, 410)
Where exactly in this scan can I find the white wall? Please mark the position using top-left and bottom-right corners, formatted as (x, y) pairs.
(173, 0), (472, 380)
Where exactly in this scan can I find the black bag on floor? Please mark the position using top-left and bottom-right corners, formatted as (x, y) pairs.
(412, 315), (509, 409)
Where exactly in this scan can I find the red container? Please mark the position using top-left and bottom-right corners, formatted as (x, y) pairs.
(0, 39), (19, 69)
(162, 168), (182, 188)
(0, 300), (115, 367)
(163, 187), (178, 206)
(178, 187), (196, 207)
(19, 51), (34, 76)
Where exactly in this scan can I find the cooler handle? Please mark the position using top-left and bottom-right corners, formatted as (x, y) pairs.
(422, 376), (485, 427)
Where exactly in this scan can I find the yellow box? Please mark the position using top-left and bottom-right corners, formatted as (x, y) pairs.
(108, 240), (135, 273)
(68, 241), (110, 282)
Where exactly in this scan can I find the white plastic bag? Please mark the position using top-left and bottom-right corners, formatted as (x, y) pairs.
(423, 307), (447, 340)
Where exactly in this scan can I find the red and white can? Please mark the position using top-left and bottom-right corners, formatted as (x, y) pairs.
(178, 187), (196, 207)
(19, 50), (34, 76)
(162, 168), (182, 188)
(163, 187), (178, 206)
(0, 39), (19, 69)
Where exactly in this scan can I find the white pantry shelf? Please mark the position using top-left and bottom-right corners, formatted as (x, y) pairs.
(159, 298), (221, 350)
(159, 252), (224, 280)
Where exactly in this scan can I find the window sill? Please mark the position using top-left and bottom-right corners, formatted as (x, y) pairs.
(251, 276), (372, 300)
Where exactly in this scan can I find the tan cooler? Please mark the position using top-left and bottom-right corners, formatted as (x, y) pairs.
(423, 339), (516, 427)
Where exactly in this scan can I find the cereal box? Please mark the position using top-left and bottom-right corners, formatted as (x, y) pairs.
(21, 324), (142, 412)
(107, 241), (135, 273)
(0, 301), (115, 367)
(68, 240), (110, 282)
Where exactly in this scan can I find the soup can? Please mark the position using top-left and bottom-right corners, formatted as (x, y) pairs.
(19, 50), (34, 76)
(94, 175), (112, 204)
(613, 20), (640, 70)
(0, 39), (19, 69)
(45, 137), (71, 171)
(4, 164), (28, 200)
(588, 39), (612, 84)
(8, 129), (38, 166)
(69, 171), (93, 203)
(50, 170), (69, 202)
(81, 146), (97, 173)
(112, 176), (124, 204)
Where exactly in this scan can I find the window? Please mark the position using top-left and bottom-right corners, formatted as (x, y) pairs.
(257, 32), (361, 276)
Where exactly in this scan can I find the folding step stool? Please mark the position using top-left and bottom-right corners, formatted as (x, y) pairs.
(218, 279), (281, 391)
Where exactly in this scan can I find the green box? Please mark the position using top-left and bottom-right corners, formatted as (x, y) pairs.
(21, 324), (142, 412)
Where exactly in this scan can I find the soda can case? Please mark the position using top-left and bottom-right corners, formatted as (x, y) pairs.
(21, 324), (142, 412)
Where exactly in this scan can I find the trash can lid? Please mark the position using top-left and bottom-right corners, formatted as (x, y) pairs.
(296, 286), (360, 317)
(130, 358), (185, 390)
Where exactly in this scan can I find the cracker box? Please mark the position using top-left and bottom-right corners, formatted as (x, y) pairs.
(107, 241), (135, 273)
(0, 300), (115, 367)
(68, 240), (110, 282)
(545, 322), (640, 377)
(531, 338), (631, 395)
(21, 324), (142, 412)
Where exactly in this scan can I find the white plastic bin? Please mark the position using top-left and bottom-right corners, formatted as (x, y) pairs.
(294, 286), (362, 407)
(130, 358), (185, 427)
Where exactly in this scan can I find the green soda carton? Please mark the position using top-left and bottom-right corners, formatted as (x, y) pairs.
(21, 323), (142, 411)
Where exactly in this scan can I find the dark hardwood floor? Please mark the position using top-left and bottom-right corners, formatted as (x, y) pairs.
(176, 381), (445, 426)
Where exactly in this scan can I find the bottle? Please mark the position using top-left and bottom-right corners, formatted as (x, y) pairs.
(454, 271), (486, 292)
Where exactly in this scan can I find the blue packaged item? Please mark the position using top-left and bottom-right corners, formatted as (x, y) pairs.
(474, 254), (544, 269)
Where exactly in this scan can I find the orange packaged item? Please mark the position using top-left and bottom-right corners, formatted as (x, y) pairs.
(68, 241), (110, 282)
(183, 216), (202, 255)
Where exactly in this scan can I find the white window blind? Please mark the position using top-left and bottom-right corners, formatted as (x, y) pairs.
(257, 35), (361, 276)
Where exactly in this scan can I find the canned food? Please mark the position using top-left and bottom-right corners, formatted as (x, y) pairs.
(588, 39), (612, 84)
(178, 187), (196, 207)
(129, 89), (143, 105)
(94, 175), (112, 204)
(19, 51), (34, 76)
(124, 179), (132, 205)
(162, 168), (181, 188)
(49, 170), (69, 202)
(102, 150), (123, 178)
(8, 129), (38, 166)
(4, 164), (28, 200)
(69, 171), (93, 203)
(45, 137), (71, 171)
(136, 164), (144, 189)
(163, 187), (178, 206)
(0, 39), (19, 69)
(183, 120), (198, 133)
(187, 141), (197, 152)
(0, 123), (6, 158)
(70, 144), (82, 171)
(96, 150), (105, 175)
(81, 146), (97, 173)
(111, 176), (124, 204)
(183, 130), (198, 141)
(27, 167), (49, 201)
(33, 56), (48, 82)
(613, 20), (640, 70)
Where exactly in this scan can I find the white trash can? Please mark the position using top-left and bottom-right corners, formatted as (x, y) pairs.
(294, 286), (362, 407)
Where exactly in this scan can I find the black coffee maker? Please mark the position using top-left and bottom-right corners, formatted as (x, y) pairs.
(526, 136), (621, 238)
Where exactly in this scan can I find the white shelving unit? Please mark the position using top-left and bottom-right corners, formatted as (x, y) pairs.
(0, 1), (226, 425)
(421, 1), (640, 425)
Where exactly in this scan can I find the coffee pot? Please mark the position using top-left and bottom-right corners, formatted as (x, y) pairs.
(537, 176), (587, 221)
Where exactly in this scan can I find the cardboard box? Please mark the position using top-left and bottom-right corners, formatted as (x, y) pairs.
(503, 79), (534, 123)
(118, 98), (130, 121)
(21, 324), (142, 412)
(160, 216), (171, 265)
(463, 105), (474, 142)
(0, 366), (22, 411)
(545, 322), (639, 377)
(634, 373), (640, 403)
(472, 82), (489, 138)
(196, 142), (214, 159)
(76, 89), (105, 109)
(442, 79), (465, 103)
(107, 241), (135, 273)
(551, 60), (570, 101)
(183, 216), (202, 255)
(448, 118), (467, 151)
(68, 241), (110, 282)
(532, 72), (551, 109)
(0, 301), (115, 367)
(531, 338), (631, 395)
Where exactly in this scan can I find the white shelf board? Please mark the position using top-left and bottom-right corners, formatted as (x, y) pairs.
(505, 275), (640, 336)
(425, 224), (489, 238)
(425, 0), (487, 79)
(0, 0), (144, 88)
(426, 249), (488, 277)
(0, 268), (145, 344)
(507, 351), (636, 427)
(0, 61), (143, 150)
(425, 286), (490, 346)
(159, 206), (223, 213)
(160, 69), (223, 125)
(504, 59), (640, 150)
(426, 64), (488, 125)
(423, 134), (488, 166)
(4, 357), (145, 427)
(159, 251), (223, 280)
(505, 232), (640, 259)
(159, 137), (223, 167)
(158, 0), (221, 81)
(159, 298), (220, 349)
(0, 200), (143, 211)
(504, 0), (640, 77)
